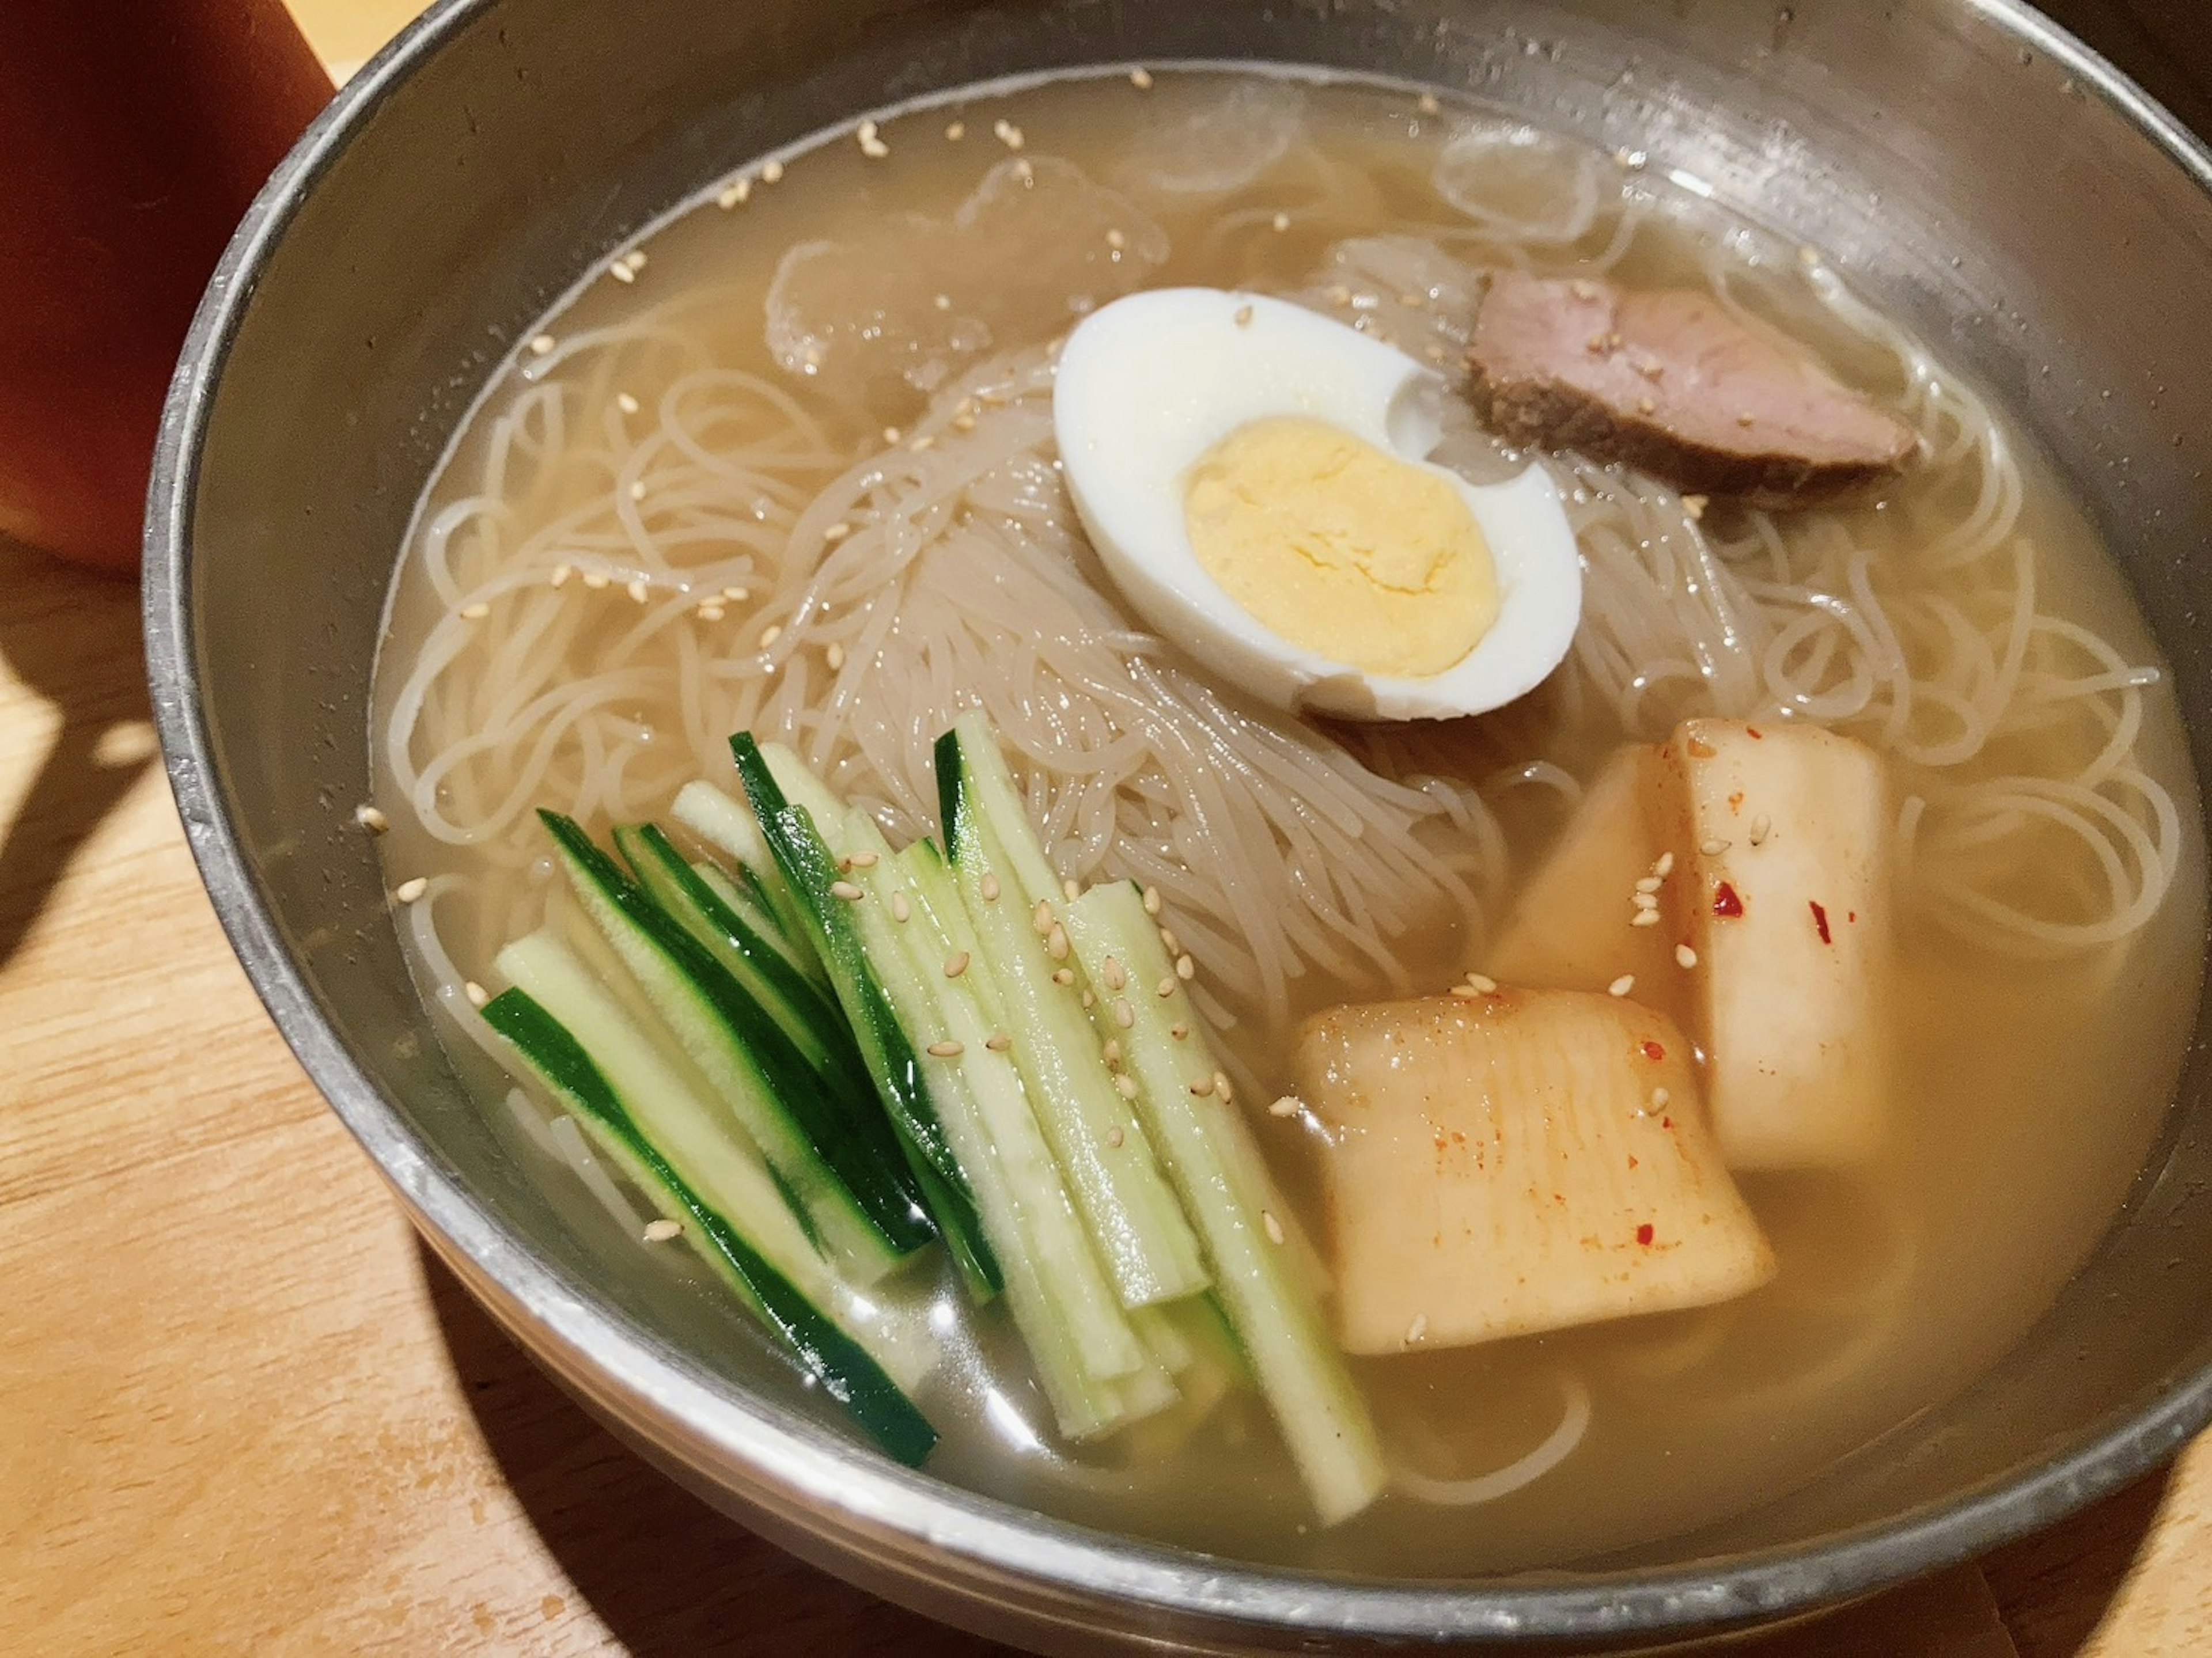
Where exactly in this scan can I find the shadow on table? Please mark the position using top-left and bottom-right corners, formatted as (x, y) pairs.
(0, 539), (155, 976)
(416, 1237), (1017, 1657)
(421, 1223), (2171, 1658)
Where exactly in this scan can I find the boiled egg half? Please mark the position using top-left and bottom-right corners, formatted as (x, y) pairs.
(1053, 287), (1582, 721)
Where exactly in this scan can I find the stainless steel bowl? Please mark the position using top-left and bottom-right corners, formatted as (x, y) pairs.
(144, 0), (2212, 1649)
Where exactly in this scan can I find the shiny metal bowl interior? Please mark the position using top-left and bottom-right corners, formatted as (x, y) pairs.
(146, 0), (2212, 1649)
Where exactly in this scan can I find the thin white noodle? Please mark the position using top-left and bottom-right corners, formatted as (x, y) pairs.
(1389, 1376), (1594, 1507)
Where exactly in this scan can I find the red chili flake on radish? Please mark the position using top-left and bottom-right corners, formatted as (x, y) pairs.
(1810, 900), (1832, 943)
(1713, 881), (1744, 919)
(1641, 1039), (1666, 1062)
(1661, 1116), (1673, 1130)
(1635, 1223), (1656, 1246)
(1745, 726), (1764, 739)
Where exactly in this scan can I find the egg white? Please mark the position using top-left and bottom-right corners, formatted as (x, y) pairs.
(1052, 287), (1582, 721)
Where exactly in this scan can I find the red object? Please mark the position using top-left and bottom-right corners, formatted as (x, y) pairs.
(1641, 1039), (1666, 1062)
(1713, 880), (1744, 919)
(0, 5), (332, 572)
(1809, 899), (1832, 943)
(1635, 1223), (1656, 1246)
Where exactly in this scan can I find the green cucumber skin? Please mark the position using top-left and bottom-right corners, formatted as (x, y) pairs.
(617, 821), (895, 1166)
(729, 734), (1002, 1296)
(540, 811), (933, 1258)
(481, 986), (937, 1467)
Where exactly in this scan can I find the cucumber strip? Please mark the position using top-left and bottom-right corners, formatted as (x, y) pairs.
(480, 974), (937, 1465)
(935, 730), (1208, 1308)
(861, 835), (1168, 1439)
(730, 734), (1002, 1298)
(883, 834), (1184, 1431)
(688, 858), (831, 993)
(539, 810), (929, 1276)
(672, 779), (817, 962)
(615, 822), (874, 1101)
(1062, 881), (1387, 1526)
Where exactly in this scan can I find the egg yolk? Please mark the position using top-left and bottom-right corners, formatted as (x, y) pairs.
(1182, 417), (1501, 680)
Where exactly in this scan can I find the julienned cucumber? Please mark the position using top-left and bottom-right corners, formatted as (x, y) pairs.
(729, 734), (1002, 1299)
(935, 724), (1209, 1309)
(615, 822), (883, 1119)
(540, 811), (930, 1274)
(1062, 881), (1387, 1527)
(865, 826), (1176, 1439)
(480, 975), (937, 1466)
(671, 779), (817, 968)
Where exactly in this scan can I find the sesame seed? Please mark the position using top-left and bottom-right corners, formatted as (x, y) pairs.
(890, 892), (910, 922)
(616, 392), (640, 415)
(1631, 910), (1664, 927)
(1234, 303), (1254, 328)
(460, 601), (491, 620)
(1175, 953), (1195, 981)
(1103, 1039), (1121, 1066)
(945, 119), (965, 141)
(464, 980), (488, 1008)
(758, 624), (782, 648)
(943, 951), (970, 978)
(1102, 956), (1126, 991)
(1676, 944), (1699, 969)
(528, 333), (555, 356)
(882, 427), (902, 445)
(611, 260), (635, 283)
(980, 872), (1001, 902)
(1268, 1095), (1301, 1118)
(760, 159), (783, 183)
(628, 479), (647, 500)
(1170, 1024), (1189, 1041)
(643, 1218), (682, 1243)
(1213, 1071), (1233, 1102)
(1637, 396), (1657, 416)
(1635, 875), (1663, 894)
(1263, 1209), (1286, 1244)
(993, 118), (1024, 149)
(829, 881), (865, 902)
(1142, 885), (1162, 916)
(908, 434), (934, 452)
(1633, 893), (1660, 912)
(1271, 212), (1290, 232)
(933, 294), (952, 312)
(354, 804), (389, 834)
(1587, 332), (1609, 354)
(825, 642), (846, 671)
(1156, 976), (1176, 998)
(1062, 877), (1081, 902)
(1736, 411), (1756, 428)
(1190, 1076), (1214, 1097)
(1329, 284), (1353, 306)
(1750, 814), (1773, 846)
(626, 578), (649, 604)
(986, 1031), (1012, 1052)
(582, 570), (611, 590)
(698, 605), (726, 624)
(1699, 838), (1730, 856)
(822, 522), (853, 543)
(1032, 898), (1055, 936)
(550, 563), (574, 588)
(1160, 927), (1180, 954)
(1130, 66), (1153, 89)
(857, 120), (889, 158)
(927, 1040), (964, 1058)
(1405, 1313), (1429, 1346)
(1113, 1076), (1138, 1101)
(1449, 984), (1483, 1000)
(721, 585), (749, 602)
(1113, 999), (1135, 1029)
(1081, 990), (1095, 1009)
(717, 179), (749, 209)
(1052, 968), (1075, 987)
(394, 877), (429, 904)
(1609, 974), (1637, 997)
(1683, 494), (1708, 521)
(1465, 973), (1498, 993)
(1418, 92), (1440, 115)
(952, 412), (976, 431)
(1654, 852), (1675, 878)
(1652, 1086), (1671, 1108)
(1106, 228), (1126, 251)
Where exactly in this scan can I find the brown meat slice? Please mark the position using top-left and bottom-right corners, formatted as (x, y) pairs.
(1465, 270), (1918, 506)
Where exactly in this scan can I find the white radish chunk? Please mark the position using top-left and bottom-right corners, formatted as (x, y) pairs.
(1673, 718), (1892, 1169)
(1297, 989), (1774, 1356)
(1486, 743), (1691, 1027)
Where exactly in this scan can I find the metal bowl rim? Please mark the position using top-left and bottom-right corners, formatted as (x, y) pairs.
(141, 0), (2212, 1639)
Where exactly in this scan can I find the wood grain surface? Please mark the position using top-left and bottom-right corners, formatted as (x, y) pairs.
(1, 3), (2209, 1652)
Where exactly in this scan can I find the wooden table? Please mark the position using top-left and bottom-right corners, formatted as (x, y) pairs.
(5, 4), (2211, 1652)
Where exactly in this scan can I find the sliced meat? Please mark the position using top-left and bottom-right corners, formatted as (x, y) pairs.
(1465, 270), (1919, 506)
